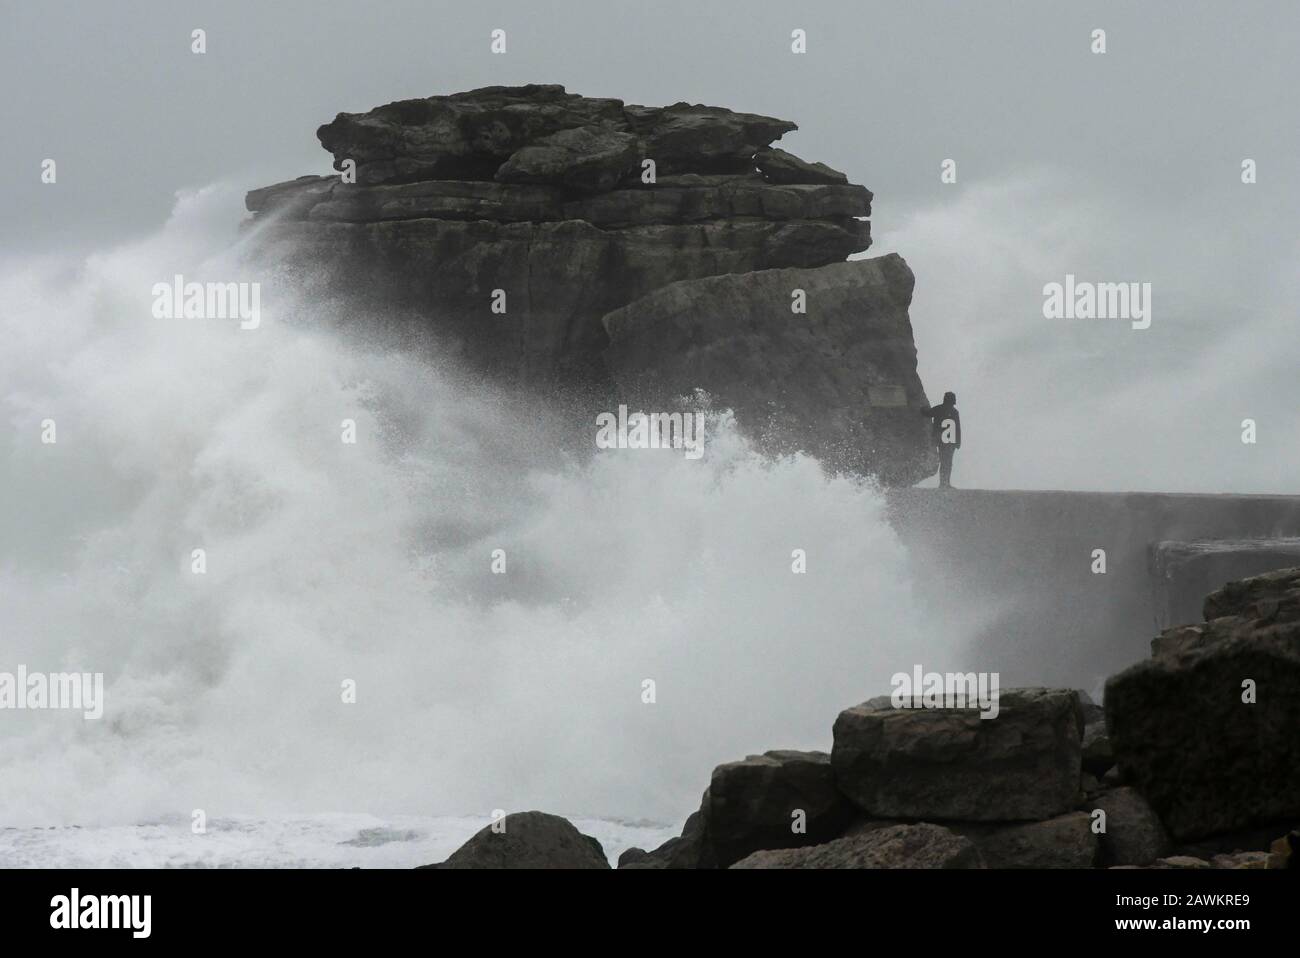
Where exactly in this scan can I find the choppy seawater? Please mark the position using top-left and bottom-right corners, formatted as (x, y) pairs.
(0, 814), (677, 868)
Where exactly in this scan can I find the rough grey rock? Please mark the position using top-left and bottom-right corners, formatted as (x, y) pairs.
(305, 179), (562, 223)
(954, 812), (1098, 869)
(1076, 689), (1105, 725)
(616, 846), (651, 867)
(707, 750), (854, 867)
(1105, 567), (1300, 840)
(245, 174), (337, 215)
(1169, 821), (1299, 861)
(1091, 787), (1169, 866)
(1269, 831), (1297, 869)
(1079, 772), (1104, 800)
(1210, 851), (1270, 868)
(755, 147), (849, 185)
(568, 176), (869, 228)
(1081, 721), (1113, 776)
(1203, 564), (1300, 621)
(840, 816), (913, 837)
(625, 101), (797, 174)
(248, 90), (875, 390)
(316, 84), (629, 185)
(602, 256), (934, 486)
(730, 822), (984, 869)
(830, 688), (1085, 821)
(1153, 538), (1300, 629)
(314, 85), (796, 186)
(495, 125), (641, 193)
(246, 84), (935, 482)
(1115, 849), (1269, 869)
(418, 811), (609, 869)
(258, 215), (868, 385)
(617, 792), (716, 869)
(291, 175), (870, 227)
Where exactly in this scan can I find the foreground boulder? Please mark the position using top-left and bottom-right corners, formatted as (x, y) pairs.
(602, 256), (934, 484)
(1090, 787), (1169, 867)
(953, 812), (1098, 869)
(418, 811), (609, 869)
(730, 822), (983, 869)
(831, 688), (1085, 821)
(1105, 567), (1300, 840)
(707, 750), (854, 867)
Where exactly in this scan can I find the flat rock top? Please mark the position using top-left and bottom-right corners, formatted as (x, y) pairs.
(247, 84), (873, 207)
(310, 84), (805, 188)
(839, 686), (1081, 717)
(730, 823), (984, 869)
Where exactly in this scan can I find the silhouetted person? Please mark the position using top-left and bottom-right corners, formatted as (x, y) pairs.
(920, 391), (961, 488)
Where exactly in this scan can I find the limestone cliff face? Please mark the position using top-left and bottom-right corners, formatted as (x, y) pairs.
(245, 84), (933, 483)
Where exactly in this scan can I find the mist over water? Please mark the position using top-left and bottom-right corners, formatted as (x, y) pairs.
(0, 185), (979, 829)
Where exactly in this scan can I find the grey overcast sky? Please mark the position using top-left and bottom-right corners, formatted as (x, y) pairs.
(3, 0), (1297, 491)
(4, 0), (1296, 252)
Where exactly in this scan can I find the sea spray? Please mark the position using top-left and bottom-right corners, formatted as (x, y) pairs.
(0, 184), (977, 829)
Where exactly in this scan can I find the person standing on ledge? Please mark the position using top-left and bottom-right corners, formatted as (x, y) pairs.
(920, 391), (961, 489)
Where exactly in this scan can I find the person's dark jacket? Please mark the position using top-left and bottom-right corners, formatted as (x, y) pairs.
(921, 403), (961, 448)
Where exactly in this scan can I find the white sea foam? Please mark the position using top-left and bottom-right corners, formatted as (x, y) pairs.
(0, 184), (976, 846)
(0, 814), (677, 869)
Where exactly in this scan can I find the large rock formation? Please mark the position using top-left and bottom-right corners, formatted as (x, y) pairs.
(1105, 566), (1300, 840)
(1153, 537), (1300, 629)
(245, 84), (934, 484)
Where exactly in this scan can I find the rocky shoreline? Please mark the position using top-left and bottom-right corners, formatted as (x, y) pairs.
(421, 567), (1300, 868)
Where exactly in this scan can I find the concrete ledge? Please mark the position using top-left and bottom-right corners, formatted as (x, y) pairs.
(884, 489), (1300, 691)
